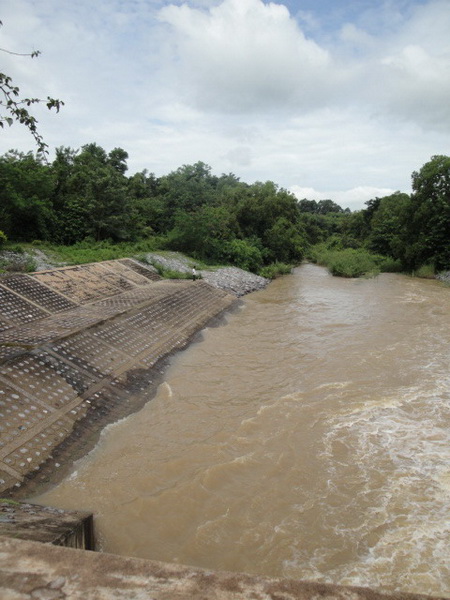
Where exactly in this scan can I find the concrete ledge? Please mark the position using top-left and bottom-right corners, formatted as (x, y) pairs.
(0, 500), (94, 549)
(1, 535), (445, 600)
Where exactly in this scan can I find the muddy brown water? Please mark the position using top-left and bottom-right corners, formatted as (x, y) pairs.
(34, 264), (450, 596)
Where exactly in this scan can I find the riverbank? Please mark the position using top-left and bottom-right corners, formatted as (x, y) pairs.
(0, 259), (250, 498)
(436, 270), (450, 283)
(142, 252), (269, 296)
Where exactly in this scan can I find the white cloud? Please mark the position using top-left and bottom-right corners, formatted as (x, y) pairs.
(156, 0), (450, 131)
(223, 146), (253, 167)
(0, 0), (449, 211)
(347, 0), (450, 130)
(158, 0), (333, 113)
(375, 43), (450, 127)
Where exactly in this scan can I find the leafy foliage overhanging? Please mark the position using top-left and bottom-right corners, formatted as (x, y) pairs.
(0, 21), (64, 159)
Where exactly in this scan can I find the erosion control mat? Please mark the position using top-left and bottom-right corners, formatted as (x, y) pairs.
(0, 260), (236, 497)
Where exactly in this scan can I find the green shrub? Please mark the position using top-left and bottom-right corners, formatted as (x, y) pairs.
(43, 238), (163, 265)
(308, 243), (407, 278)
(306, 242), (330, 265)
(309, 245), (381, 277)
(155, 268), (195, 280)
(0, 230), (7, 248)
(259, 262), (292, 279)
(7, 243), (25, 254)
(378, 257), (402, 272)
(327, 249), (380, 278)
(414, 264), (436, 279)
(25, 257), (38, 272)
(221, 239), (263, 272)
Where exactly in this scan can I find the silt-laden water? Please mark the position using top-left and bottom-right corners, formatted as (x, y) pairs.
(35, 264), (450, 596)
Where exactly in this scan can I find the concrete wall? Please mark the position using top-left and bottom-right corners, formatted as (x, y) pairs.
(0, 500), (94, 550)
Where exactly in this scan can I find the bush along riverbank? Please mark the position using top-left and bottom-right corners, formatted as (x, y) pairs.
(0, 239), (294, 281)
(307, 244), (402, 278)
(307, 243), (450, 282)
(1, 240), (448, 285)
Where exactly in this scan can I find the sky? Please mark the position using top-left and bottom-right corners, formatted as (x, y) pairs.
(1, 0), (449, 211)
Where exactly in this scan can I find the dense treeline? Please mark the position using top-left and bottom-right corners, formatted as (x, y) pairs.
(325, 154), (450, 273)
(0, 143), (346, 272)
(0, 143), (449, 275)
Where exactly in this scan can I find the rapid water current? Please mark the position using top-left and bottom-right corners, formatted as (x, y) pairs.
(35, 264), (450, 596)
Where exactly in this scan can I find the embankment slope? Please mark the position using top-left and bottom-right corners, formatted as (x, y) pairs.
(0, 259), (243, 497)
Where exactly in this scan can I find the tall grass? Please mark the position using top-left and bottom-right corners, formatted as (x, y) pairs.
(413, 264), (436, 279)
(258, 262), (292, 279)
(30, 238), (164, 265)
(308, 244), (401, 278)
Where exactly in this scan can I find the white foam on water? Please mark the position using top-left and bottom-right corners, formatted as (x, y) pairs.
(161, 381), (173, 399)
(312, 377), (450, 595)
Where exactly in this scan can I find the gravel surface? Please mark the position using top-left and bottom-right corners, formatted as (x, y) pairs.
(144, 253), (192, 274)
(31, 249), (64, 271)
(143, 253), (269, 296)
(200, 267), (268, 297)
(436, 271), (450, 283)
(0, 249), (65, 273)
(0, 251), (33, 271)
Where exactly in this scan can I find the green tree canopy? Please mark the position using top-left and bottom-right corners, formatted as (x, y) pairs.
(367, 192), (410, 258)
(405, 155), (450, 270)
(0, 150), (55, 240)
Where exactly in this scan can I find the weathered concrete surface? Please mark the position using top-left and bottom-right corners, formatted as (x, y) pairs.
(1, 535), (447, 600)
(0, 259), (237, 496)
(0, 500), (94, 549)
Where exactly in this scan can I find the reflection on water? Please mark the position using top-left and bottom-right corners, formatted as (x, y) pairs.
(35, 264), (450, 596)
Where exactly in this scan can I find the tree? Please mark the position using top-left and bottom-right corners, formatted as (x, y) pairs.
(367, 192), (410, 258)
(263, 216), (304, 263)
(108, 147), (129, 175)
(127, 170), (164, 236)
(49, 143), (132, 243)
(158, 161), (219, 229)
(235, 181), (300, 240)
(0, 22), (63, 158)
(298, 198), (344, 214)
(0, 150), (55, 240)
(404, 155), (450, 270)
(68, 144), (132, 242)
(167, 204), (239, 261)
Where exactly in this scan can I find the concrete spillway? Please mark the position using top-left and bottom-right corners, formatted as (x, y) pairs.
(0, 259), (236, 496)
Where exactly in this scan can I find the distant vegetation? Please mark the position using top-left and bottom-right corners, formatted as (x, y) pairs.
(0, 144), (449, 278)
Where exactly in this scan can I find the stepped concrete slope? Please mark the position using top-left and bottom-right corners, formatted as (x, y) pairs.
(0, 259), (236, 496)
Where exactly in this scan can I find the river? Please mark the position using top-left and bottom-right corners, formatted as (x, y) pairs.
(34, 264), (450, 596)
